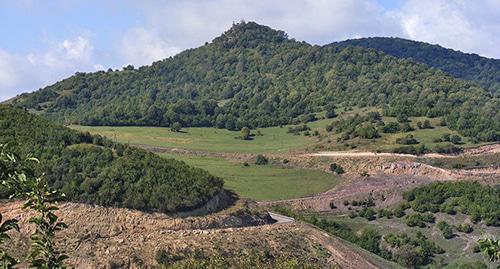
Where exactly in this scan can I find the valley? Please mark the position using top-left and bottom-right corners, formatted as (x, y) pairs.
(1, 20), (499, 269)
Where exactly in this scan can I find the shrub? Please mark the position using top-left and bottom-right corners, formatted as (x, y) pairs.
(457, 223), (473, 233)
(170, 122), (182, 132)
(405, 213), (434, 227)
(396, 134), (419, 145)
(397, 114), (409, 123)
(329, 163), (345, 174)
(450, 134), (462, 144)
(255, 154), (268, 165)
(381, 122), (401, 133)
(359, 207), (376, 221)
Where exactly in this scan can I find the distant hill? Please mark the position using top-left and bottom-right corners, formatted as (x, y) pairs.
(0, 106), (224, 213)
(335, 37), (500, 95)
(12, 21), (499, 142)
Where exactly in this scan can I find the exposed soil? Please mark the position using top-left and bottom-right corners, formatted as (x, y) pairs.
(0, 201), (388, 268)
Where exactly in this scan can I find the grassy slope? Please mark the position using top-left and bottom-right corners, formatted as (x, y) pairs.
(160, 153), (341, 201)
(71, 125), (316, 153)
(72, 107), (486, 154)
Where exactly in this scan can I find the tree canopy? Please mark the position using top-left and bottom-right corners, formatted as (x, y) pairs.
(0, 106), (223, 213)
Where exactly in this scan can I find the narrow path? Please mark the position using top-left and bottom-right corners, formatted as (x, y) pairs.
(307, 143), (499, 159)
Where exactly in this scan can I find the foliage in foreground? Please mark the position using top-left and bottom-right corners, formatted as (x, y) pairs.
(0, 106), (224, 213)
(0, 144), (68, 268)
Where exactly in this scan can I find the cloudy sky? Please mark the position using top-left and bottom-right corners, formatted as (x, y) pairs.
(1, 0), (499, 101)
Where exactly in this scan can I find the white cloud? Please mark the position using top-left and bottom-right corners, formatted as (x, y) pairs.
(0, 36), (100, 101)
(120, 27), (181, 67)
(395, 0), (500, 58)
(136, 0), (401, 48)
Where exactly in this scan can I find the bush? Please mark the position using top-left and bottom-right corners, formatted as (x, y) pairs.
(255, 154), (268, 165)
(450, 134), (462, 144)
(381, 122), (401, 133)
(329, 163), (345, 174)
(405, 213), (434, 227)
(457, 223), (473, 233)
(434, 144), (462, 154)
(355, 123), (380, 139)
(397, 114), (410, 123)
(359, 207), (376, 221)
(396, 134), (419, 145)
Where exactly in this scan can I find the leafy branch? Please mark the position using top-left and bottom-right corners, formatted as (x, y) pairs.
(0, 144), (68, 268)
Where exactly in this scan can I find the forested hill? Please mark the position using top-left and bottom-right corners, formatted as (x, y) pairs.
(0, 106), (223, 213)
(335, 37), (500, 95)
(12, 21), (500, 142)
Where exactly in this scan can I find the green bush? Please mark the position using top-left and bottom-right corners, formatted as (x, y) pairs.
(255, 154), (269, 165)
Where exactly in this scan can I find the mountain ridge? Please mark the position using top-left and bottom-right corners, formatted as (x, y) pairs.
(334, 37), (500, 94)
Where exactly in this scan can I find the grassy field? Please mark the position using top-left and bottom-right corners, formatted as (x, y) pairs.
(71, 106), (486, 154)
(317, 213), (498, 268)
(159, 153), (341, 201)
(71, 124), (318, 153)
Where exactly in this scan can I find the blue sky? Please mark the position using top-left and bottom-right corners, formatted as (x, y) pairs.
(1, 0), (499, 100)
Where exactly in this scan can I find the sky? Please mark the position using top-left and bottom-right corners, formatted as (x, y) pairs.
(0, 0), (499, 101)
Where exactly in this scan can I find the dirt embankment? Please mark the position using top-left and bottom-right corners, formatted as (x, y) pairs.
(0, 201), (388, 268)
(261, 159), (499, 213)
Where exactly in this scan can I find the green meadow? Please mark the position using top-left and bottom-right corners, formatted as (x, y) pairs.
(159, 153), (341, 201)
(71, 124), (317, 153)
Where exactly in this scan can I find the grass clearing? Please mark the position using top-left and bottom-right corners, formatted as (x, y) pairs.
(159, 153), (341, 201)
(71, 124), (318, 153)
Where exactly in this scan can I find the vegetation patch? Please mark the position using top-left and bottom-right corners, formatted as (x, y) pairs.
(0, 106), (223, 213)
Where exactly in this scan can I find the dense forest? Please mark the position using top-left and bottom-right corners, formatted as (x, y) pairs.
(0, 106), (223, 213)
(336, 37), (500, 95)
(12, 21), (500, 142)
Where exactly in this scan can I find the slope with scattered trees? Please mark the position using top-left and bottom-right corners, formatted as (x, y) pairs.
(336, 37), (500, 95)
(12, 21), (500, 142)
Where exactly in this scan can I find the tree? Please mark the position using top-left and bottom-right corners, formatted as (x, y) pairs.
(171, 122), (182, 132)
(240, 127), (251, 140)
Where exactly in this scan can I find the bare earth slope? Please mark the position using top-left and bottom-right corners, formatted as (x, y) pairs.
(0, 201), (393, 268)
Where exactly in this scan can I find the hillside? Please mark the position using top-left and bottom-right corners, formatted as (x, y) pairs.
(12, 21), (500, 142)
(335, 37), (500, 94)
(0, 106), (224, 213)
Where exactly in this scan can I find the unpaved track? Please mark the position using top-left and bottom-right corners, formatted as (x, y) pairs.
(307, 143), (500, 159)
